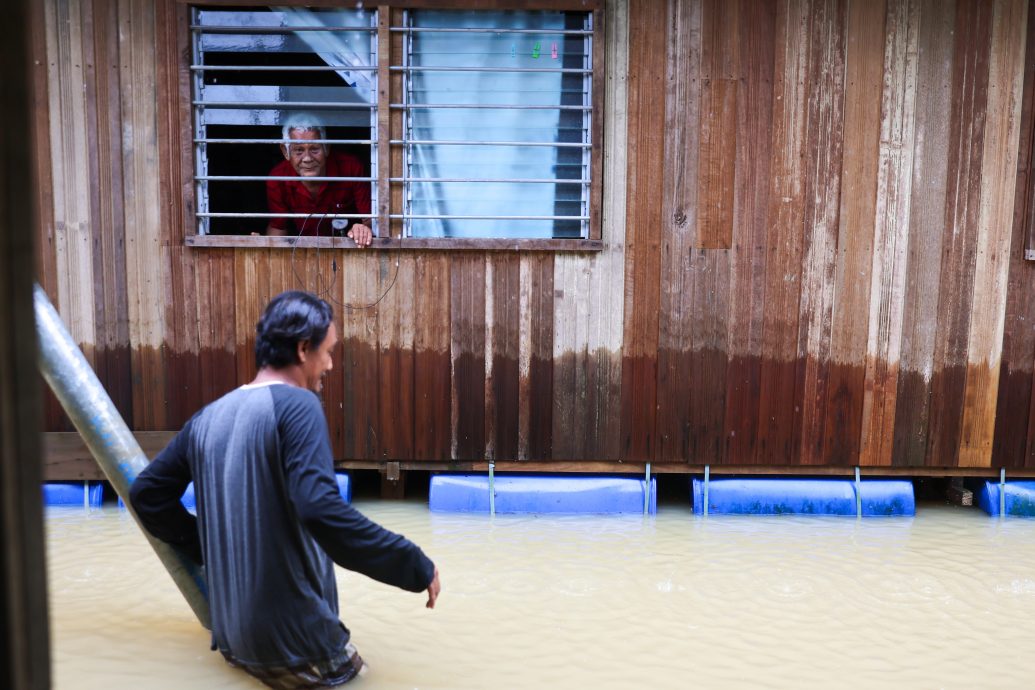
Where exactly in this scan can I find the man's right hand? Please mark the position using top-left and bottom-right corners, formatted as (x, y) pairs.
(425, 567), (441, 609)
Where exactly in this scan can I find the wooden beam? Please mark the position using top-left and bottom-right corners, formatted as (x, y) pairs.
(1, 0), (49, 683)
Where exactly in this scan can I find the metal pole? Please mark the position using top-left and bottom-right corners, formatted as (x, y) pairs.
(1000, 468), (1007, 518)
(33, 285), (211, 629)
(703, 465), (710, 517)
(643, 463), (651, 516)
(488, 461), (495, 517)
(855, 466), (862, 519)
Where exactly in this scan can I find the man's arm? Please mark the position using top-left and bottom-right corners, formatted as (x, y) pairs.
(129, 422), (203, 564)
(266, 175), (290, 236)
(345, 155), (373, 248)
(274, 388), (436, 593)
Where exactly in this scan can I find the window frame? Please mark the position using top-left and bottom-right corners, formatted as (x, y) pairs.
(179, 0), (605, 252)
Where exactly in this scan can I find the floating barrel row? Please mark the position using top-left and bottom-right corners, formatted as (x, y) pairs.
(44, 476), (1035, 518)
(46, 474), (353, 511)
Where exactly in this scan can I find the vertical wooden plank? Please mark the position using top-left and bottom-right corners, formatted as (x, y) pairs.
(519, 254), (554, 460)
(801, 0), (865, 467)
(29, 0), (58, 303)
(794, 0), (849, 466)
(551, 0), (627, 461)
(121, 0), (168, 431)
(450, 254), (486, 460)
(32, 0), (66, 432)
(551, 256), (581, 460)
(958, 0), (1028, 467)
(724, 0), (775, 465)
(620, 0), (667, 462)
(926, 0), (993, 467)
(156, 0), (201, 427)
(687, 0), (735, 464)
(696, 0), (736, 250)
(756, 0), (812, 465)
(586, 0), (629, 462)
(46, 0), (97, 364)
(376, 253), (415, 460)
(414, 254), (451, 461)
(1, 0), (50, 682)
(891, 0), (956, 466)
(487, 255), (520, 460)
(339, 252), (381, 460)
(656, 0), (700, 462)
(859, 0), (920, 467)
(1004, 5), (1035, 469)
(87, 0), (134, 426)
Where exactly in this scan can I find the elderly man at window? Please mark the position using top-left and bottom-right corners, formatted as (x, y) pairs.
(266, 117), (373, 246)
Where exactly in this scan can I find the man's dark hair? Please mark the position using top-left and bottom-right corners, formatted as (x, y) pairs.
(255, 291), (334, 369)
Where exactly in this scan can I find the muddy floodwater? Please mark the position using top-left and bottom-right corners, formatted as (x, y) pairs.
(47, 500), (1035, 689)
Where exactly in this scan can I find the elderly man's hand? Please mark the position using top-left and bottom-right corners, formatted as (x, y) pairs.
(346, 223), (373, 248)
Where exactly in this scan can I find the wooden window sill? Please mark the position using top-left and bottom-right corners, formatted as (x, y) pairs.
(185, 235), (604, 252)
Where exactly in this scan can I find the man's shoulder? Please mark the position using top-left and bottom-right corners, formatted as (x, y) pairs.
(326, 150), (362, 173)
(269, 383), (321, 410)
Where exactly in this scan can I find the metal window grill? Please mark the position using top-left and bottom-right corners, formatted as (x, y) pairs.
(189, 7), (593, 240)
(191, 7), (378, 236)
(394, 10), (593, 239)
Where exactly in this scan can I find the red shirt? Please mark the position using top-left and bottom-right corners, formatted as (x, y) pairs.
(266, 151), (372, 236)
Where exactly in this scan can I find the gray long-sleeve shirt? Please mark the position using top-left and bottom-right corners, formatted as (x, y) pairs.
(130, 381), (434, 668)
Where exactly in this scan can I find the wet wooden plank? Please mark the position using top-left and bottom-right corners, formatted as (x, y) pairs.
(546, 0), (627, 462)
(487, 254), (520, 460)
(656, 0), (700, 462)
(619, 0), (667, 462)
(450, 254), (486, 460)
(926, 0), (994, 467)
(87, 0), (134, 425)
(589, 0), (629, 462)
(376, 253), (416, 460)
(339, 252), (381, 460)
(958, 0), (1029, 468)
(524, 254), (554, 460)
(120, 0), (168, 431)
(1013, 7), (1035, 469)
(723, 0), (775, 465)
(756, 0), (812, 465)
(891, 0), (956, 467)
(859, 0), (919, 468)
(804, 0), (862, 467)
(414, 254), (451, 461)
(689, 0), (737, 464)
(155, 0), (202, 427)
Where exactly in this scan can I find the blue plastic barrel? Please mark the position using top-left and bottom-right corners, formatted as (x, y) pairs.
(43, 482), (103, 507)
(691, 478), (914, 516)
(976, 481), (1035, 517)
(429, 474), (657, 514)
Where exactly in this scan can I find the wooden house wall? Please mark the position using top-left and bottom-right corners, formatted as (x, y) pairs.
(31, 0), (1035, 472)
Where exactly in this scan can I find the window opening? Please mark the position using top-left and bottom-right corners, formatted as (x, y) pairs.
(191, 6), (377, 236)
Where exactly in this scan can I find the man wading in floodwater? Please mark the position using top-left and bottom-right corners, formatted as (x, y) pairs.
(131, 290), (440, 688)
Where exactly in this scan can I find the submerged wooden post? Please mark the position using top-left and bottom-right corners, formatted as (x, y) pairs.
(33, 284), (211, 629)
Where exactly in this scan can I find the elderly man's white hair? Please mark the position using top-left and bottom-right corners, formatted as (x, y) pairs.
(281, 115), (326, 142)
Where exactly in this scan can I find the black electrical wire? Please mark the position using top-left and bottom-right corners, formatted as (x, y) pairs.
(288, 211), (401, 311)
